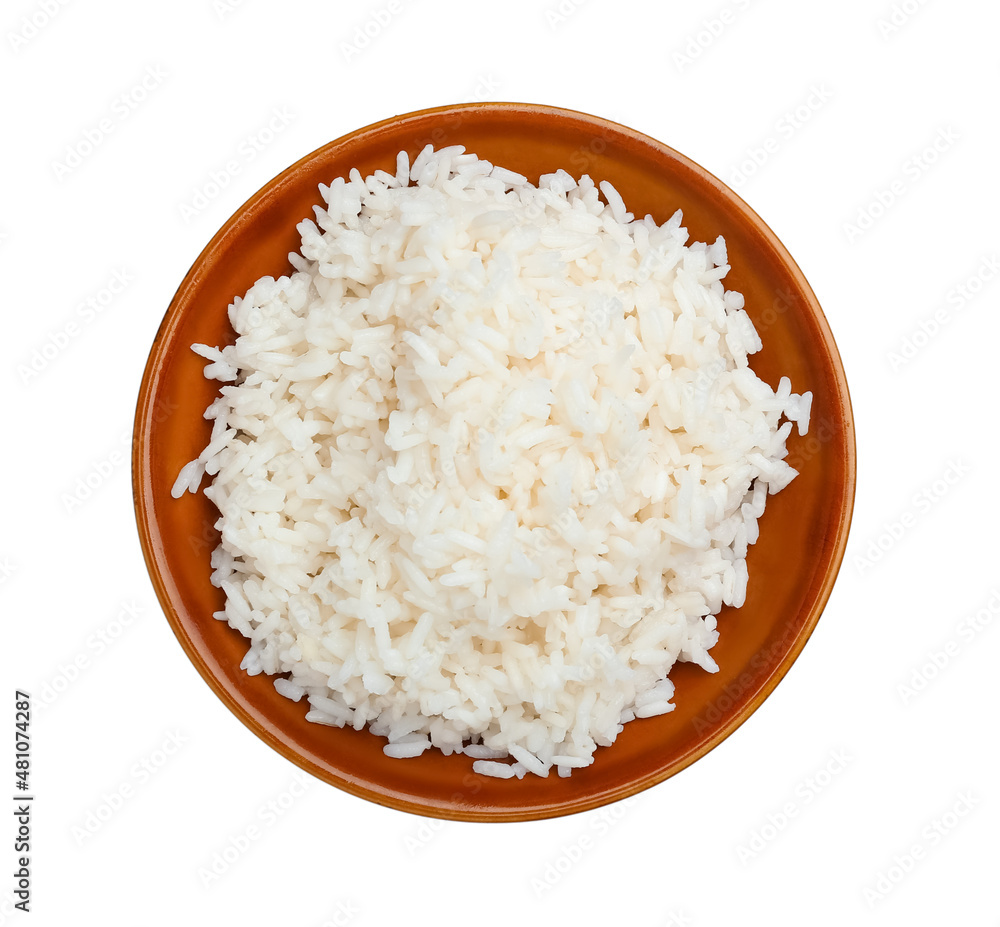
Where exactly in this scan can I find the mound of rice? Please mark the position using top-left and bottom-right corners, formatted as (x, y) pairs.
(173, 145), (811, 779)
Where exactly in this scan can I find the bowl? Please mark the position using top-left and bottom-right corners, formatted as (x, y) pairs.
(133, 102), (855, 821)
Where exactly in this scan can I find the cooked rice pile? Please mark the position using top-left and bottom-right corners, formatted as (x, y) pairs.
(173, 145), (811, 779)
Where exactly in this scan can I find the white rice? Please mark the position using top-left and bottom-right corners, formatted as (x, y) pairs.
(174, 145), (811, 779)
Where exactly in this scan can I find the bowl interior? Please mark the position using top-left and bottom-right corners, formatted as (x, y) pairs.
(133, 103), (855, 821)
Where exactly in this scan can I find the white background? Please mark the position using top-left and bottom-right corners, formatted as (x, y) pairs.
(2, 0), (997, 923)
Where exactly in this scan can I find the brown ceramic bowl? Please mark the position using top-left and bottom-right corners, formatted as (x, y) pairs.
(133, 103), (855, 822)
